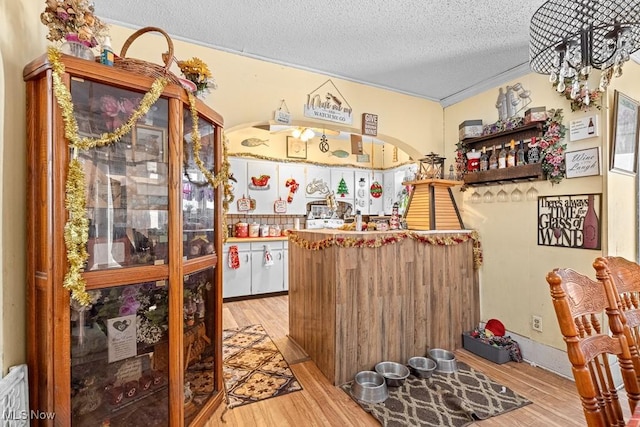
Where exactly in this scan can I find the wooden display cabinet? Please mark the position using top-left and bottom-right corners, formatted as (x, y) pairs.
(461, 122), (545, 186)
(23, 53), (224, 426)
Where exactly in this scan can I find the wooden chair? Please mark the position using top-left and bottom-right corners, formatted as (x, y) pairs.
(594, 256), (640, 379)
(546, 267), (640, 426)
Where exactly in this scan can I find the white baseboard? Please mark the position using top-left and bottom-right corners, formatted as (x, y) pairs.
(505, 330), (573, 380)
(505, 330), (625, 388)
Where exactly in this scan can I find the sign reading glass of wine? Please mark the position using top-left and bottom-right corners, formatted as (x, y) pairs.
(537, 193), (601, 249)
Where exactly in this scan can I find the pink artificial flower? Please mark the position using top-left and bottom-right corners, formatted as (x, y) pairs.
(100, 95), (121, 117)
(56, 7), (69, 21)
(120, 98), (138, 116)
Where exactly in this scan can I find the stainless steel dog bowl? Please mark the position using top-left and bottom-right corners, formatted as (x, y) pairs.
(408, 356), (437, 379)
(374, 361), (410, 387)
(428, 348), (458, 373)
(351, 371), (388, 403)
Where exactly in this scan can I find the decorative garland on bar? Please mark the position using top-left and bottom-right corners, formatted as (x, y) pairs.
(288, 230), (483, 269)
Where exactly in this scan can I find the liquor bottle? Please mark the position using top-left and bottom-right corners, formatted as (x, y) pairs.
(506, 140), (516, 167)
(588, 117), (595, 135)
(489, 145), (498, 170)
(582, 194), (599, 249)
(479, 146), (489, 172)
(498, 143), (507, 169)
(527, 137), (540, 163)
(516, 140), (526, 166)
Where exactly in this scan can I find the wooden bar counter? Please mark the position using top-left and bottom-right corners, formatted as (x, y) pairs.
(287, 229), (480, 385)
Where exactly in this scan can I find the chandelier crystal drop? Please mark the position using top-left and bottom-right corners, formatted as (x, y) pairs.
(529, 0), (640, 96)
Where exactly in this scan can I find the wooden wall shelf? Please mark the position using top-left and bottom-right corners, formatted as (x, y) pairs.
(463, 163), (543, 186)
(462, 122), (544, 152)
(461, 122), (546, 187)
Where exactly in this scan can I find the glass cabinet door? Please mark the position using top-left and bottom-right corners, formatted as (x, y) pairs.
(70, 281), (170, 426)
(182, 267), (217, 424)
(182, 112), (217, 260)
(71, 78), (170, 270)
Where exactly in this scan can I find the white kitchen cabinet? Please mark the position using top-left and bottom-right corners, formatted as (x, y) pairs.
(246, 159), (280, 214)
(278, 163), (307, 215)
(382, 164), (418, 215)
(305, 165), (332, 200)
(370, 171), (384, 215)
(222, 242), (252, 298)
(227, 157), (248, 214)
(383, 169), (396, 214)
(354, 170), (383, 215)
(251, 242), (285, 294)
(222, 240), (289, 298)
(331, 168), (355, 203)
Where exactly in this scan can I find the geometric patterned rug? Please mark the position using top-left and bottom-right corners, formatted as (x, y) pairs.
(340, 360), (531, 426)
(223, 324), (303, 409)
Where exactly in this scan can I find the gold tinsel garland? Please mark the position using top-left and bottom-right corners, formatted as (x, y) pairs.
(287, 230), (483, 269)
(63, 157), (91, 305)
(49, 47), (171, 305)
(185, 93), (232, 241)
(188, 92), (227, 189)
(48, 47), (168, 150)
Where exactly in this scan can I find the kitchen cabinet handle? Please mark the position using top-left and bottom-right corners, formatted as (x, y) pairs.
(278, 252), (282, 260)
(245, 254), (249, 262)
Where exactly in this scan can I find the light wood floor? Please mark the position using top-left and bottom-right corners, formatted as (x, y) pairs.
(206, 295), (599, 426)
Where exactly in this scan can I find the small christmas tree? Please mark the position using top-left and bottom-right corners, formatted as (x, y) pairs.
(337, 177), (349, 197)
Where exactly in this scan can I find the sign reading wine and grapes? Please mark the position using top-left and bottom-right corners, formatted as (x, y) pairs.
(537, 193), (601, 249)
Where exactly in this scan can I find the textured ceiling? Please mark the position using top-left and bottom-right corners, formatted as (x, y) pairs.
(96, 0), (549, 105)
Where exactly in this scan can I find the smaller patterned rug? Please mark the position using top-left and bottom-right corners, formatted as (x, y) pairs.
(223, 324), (302, 409)
(341, 361), (531, 427)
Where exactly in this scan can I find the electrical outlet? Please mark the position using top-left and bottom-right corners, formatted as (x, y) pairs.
(532, 315), (543, 332)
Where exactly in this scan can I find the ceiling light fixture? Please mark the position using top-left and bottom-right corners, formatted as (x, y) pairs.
(529, 0), (640, 101)
(291, 127), (315, 142)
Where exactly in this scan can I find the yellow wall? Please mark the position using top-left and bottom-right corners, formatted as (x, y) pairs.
(0, 0), (48, 374)
(107, 25), (444, 163)
(444, 73), (607, 349)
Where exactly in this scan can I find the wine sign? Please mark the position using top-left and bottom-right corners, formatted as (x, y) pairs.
(537, 193), (601, 249)
(565, 147), (600, 178)
(569, 115), (598, 141)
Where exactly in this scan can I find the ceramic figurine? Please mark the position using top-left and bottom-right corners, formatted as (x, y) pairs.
(496, 87), (507, 121)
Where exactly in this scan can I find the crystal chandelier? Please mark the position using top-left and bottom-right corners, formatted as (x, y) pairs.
(529, 0), (640, 102)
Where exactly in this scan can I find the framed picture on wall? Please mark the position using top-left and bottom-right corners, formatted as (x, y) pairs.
(610, 90), (639, 175)
(134, 124), (167, 162)
(286, 136), (307, 159)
